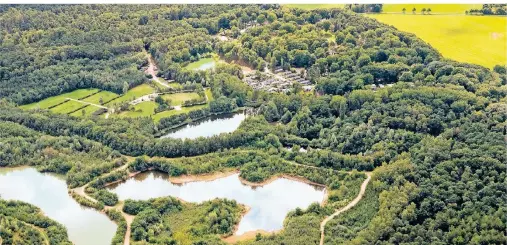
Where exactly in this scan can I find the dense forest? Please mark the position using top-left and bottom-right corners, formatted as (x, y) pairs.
(0, 4), (506, 245)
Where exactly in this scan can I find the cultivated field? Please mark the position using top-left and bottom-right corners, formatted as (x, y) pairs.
(382, 4), (483, 14)
(162, 92), (202, 106)
(105, 84), (156, 105)
(369, 14), (507, 68)
(19, 89), (99, 110)
(117, 101), (158, 118)
(69, 105), (102, 117)
(82, 91), (119, 105)
(50, 100), (87, 114)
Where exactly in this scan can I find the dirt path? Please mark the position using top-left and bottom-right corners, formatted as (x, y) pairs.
(319, 172), (372, 245)
(146, 54), (171, 89)
(66, 98), (108, 109)
(71, 163), (133, 245)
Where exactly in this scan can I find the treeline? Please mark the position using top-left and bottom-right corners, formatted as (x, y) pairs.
(467, 4), (507, 15)
(0, 200), (71, 245)
(0, 120), (126, 188)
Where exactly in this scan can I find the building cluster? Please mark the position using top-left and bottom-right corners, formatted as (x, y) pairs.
(243, 68), (314, 93)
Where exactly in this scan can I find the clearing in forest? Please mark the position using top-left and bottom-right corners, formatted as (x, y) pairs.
(82, 91), (120, 105)
(369, 14), (507, 68)
(161, 92), (202, 106)
(19, 89), (99, 110)
(105, 84), (156, 105)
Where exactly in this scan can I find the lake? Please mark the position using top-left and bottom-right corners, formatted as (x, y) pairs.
(0, 167), (117, 245)
(161, 111), (247, 139)
(108, 171), (326, 235)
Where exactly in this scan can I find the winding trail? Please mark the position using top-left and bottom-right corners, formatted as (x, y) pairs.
(146, 54), (171, 88)
(319, 172), (372, 245)
(71, 163), (132, 245)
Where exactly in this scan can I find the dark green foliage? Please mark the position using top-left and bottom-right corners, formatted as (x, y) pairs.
(0, 200), (71, 245)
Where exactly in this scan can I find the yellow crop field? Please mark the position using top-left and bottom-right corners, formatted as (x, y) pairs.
(382, 4), (483, 14)
(369, 14), (507, 68)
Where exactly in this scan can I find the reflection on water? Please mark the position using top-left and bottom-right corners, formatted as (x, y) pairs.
(108, 171), (326, 235)
(161, 112), (246, 139)
(0, 167), (117, 245)
(198, 60), (216, 70)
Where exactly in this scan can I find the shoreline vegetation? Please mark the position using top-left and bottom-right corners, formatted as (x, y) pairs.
(1, 4), (505, 245)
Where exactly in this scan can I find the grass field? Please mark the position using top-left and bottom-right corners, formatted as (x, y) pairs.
(50, 100), (86, 114)
(283, 4), (344, 10)
(185, 58), (216, 70)
(161, 92), (202, 106)
(69, 105), (102, 117)
(369, 14), (507, 68)
(117, 101), (158, 118)
(82, 91), (119, 105)
(152, 104), (208, 122)
(105, 84), (156, 105)
(19, 89), (99, 110)
(382, 4), (482, 14)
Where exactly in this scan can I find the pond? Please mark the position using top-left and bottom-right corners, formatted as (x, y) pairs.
(108, 171), (326, 235)
(186, 58), (216, 71)
(161, 111), (247, 140)
(0, 167), (117, 245)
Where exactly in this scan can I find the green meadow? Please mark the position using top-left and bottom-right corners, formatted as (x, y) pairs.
(82, 91), (119, 105)
(19, 89), (99, 110)
(161, 92), (202, 106)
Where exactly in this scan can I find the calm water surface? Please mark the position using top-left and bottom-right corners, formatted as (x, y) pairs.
(161, 112), (246, 139)
(197, 60), (216, 70)
(108, 171), (325, 235)
(0, 167), (117, 245)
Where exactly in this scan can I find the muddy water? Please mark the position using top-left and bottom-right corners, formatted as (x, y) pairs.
(161, 112), (247, 139)
(0, 167), (117, 245)
(108, 171), (326, 235)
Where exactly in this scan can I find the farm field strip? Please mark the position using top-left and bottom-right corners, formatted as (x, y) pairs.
(19, 89), (99, 110)
(82, 91), (120, 105)
(69, 105), (102, 117)
(50, 100), (87, 114)
(161, 92), (202, 106)
(369, 14), (507, 68)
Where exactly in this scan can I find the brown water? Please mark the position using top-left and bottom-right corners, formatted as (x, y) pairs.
(0, 167), (117, 245)
(108, 171), (326, 235)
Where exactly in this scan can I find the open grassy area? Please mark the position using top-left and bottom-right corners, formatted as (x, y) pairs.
(105, 84), (156, 105)
(185, 58), (216, 70)
(205, 89), (213, 102)
(152, 104), (208, 122)
(369, 14), (506, 68)
(161, 92), (202, 106)
(382, 4), (482, 14)
(49, 100), (86, 114)
(82, 91), (119, 105)
(69, 105), (103, 117)
(116, 101), (158, 118)
(283, 4), (344, 10)
(19, 89), (99, 110)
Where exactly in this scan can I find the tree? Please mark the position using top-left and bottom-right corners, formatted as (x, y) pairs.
(427, 8), (432, 14)
(412, 7), (416, 14)
(256, 14), (266, 25)
(122, 82), (129, 95)
(267, 12), (277, 23)
(263, 101), (280, 122)
(421, 8), (427, 14)
(138, 16), (148, 25)
(402, 8), (406, 14)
